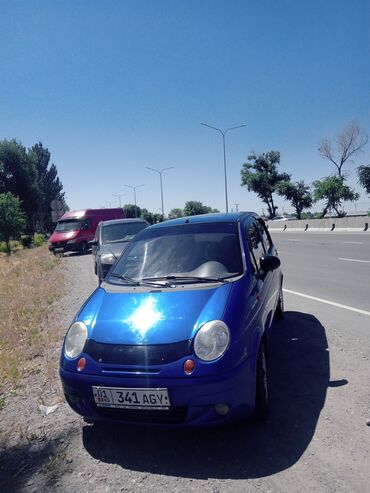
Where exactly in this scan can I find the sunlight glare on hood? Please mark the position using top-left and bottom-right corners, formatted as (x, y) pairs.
(123, 296), (164, 339)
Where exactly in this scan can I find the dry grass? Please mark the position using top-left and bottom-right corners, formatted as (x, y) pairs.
(0, 246), (63, 394)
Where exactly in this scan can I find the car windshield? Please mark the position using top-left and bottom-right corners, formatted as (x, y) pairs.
(55, 219), (81, 232)
(102, 222), (147, 244)
(109, 222), (243, 283)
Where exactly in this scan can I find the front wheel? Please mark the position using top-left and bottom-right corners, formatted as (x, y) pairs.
(80, 242), (88, 255)
(254, 343), (269, 421)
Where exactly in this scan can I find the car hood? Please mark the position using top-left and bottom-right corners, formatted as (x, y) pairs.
(49, 230), (78, 242)
(100, 242), (130, 259)
(78, 283), (233, 345)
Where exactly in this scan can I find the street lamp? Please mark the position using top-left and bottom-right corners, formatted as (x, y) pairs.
(112, 193), (126, 208)
(146, 166), (174, 218)
(124, 184), (144, 217)
(201, 122), (246, 213)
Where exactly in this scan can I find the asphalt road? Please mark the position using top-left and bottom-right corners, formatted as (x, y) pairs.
(270, 231), (370, 314)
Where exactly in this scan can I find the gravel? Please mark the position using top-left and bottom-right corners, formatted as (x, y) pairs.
(0, 252), (369, 492)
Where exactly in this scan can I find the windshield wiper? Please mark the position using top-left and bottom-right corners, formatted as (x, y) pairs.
(106, 237), (132, 244)
(109, 273), (141, 285)
(109, 273), (167, 288)
(141, 275), (233, 284)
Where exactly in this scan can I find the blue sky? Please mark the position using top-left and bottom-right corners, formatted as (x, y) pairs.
(1, 0), (369, 215)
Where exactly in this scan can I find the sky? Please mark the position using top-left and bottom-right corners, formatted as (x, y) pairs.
(1, 0), (369, 216)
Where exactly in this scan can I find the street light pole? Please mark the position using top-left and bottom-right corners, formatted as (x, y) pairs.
(112, 193), (126, 208)
(124, 184), (144, 217)
(201, 122), (246, 213)
(146, 166), (174, 218)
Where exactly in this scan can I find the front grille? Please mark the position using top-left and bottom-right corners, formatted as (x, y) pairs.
(84, 339), (192, 365)
(95, 406), (187, 424)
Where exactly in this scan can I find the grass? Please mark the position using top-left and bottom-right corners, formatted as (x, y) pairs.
(0, 245), (63, 396)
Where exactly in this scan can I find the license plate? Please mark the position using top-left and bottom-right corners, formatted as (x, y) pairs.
(92, 386), (170, 410)
(54, 247), (64, 252)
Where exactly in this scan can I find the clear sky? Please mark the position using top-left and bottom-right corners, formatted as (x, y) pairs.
(1, 0), (369, 215)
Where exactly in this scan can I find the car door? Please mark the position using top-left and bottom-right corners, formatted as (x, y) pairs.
(246, 220), (276, 333)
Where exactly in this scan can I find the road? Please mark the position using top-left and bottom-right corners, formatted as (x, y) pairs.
(271, 231), (370, 314)
(1, 235), (370, 492)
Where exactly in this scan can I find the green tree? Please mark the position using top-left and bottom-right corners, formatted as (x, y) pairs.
(28, 142), (66, 232)
(357, 165), (370, 195)
(168, 208), (183, 219)
(277, 180), (313, 219)
(318, 122), (368, 178)
(0, 192), (26, 255)
(313, 176), (360, 218)
(140, 208), (164, 224)
(241, 151), (290, 219)
(183, 201), (219, 216)
(123, 203), (141, 218)
(0, 140), (41, 233)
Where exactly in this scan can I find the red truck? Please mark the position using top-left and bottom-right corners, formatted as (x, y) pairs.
(48, 208), (124, 255)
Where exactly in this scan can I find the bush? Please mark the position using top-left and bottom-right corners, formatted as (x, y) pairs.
(20, 235), (33, 248)
(0, 242), (8, 254)
(33, 233), (44, 247)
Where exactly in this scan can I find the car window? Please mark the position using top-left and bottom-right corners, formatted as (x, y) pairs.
(256, 219), (272, 252)
(111, 222), (243, 280)
(94, 224), (101, 243)
(102, 222), (148, 244)
(247, 223), (265, 273)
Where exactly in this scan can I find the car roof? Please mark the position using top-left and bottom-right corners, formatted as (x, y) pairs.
(100, 218), (148, 227)
(149, 212), (259, 229)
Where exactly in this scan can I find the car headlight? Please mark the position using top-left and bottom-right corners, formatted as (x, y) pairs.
(64, 321), (88, 359)
(100, 253), (116, 265)
(194, 320), (230, 361)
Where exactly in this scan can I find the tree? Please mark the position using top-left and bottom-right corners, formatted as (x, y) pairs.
(277, 180), (313, 219)
(183, 201), (219, 216)
(168, 208), (183, 219)
(240, 151), (290, 219)
(0, 192), (26, 255)
(28, 142), (66, 232)
(313, 176), (360, 218)
(357, 165), (370, 195)
(123, 204), (141, 218)
(0, 140), (41, 233)
(318, 122), (368, 178)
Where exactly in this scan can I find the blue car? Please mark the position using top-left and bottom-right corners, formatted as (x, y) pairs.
(60, 212), (284, 426)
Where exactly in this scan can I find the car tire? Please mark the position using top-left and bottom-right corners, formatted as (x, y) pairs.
(254, 342), (269, 421)
(80, 242), (88, 255)
(274, 284), (284, 321)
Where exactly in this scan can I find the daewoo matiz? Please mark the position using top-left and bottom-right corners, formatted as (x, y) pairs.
(60, 213), (284, 426)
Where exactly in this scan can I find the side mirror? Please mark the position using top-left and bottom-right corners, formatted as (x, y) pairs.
(260, 254), (281, 273)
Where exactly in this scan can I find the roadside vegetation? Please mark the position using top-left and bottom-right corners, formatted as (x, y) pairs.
(0, 245), (63, 402)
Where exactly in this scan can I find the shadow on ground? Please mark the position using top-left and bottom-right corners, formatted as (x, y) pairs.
(82, 311), (331, 479)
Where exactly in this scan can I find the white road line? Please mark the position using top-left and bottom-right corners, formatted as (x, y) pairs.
(343, 241), (363, 245)
(339, 257), (370, 264)
(286, 239), (301, 242)
(283, 289), (370, 317)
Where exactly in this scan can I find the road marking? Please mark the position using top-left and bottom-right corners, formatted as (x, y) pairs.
(343, 241), (363, 245)
(339, 257), (370, 264)
(283, 289), (370, 317)
(286, 239), (301, 242)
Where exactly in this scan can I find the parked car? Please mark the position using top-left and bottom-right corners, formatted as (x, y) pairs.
(270, 214), (297, 221)
(48, 209), (124, 255)
(90, 218), (149, 283)
(60, 212), (284, 427)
